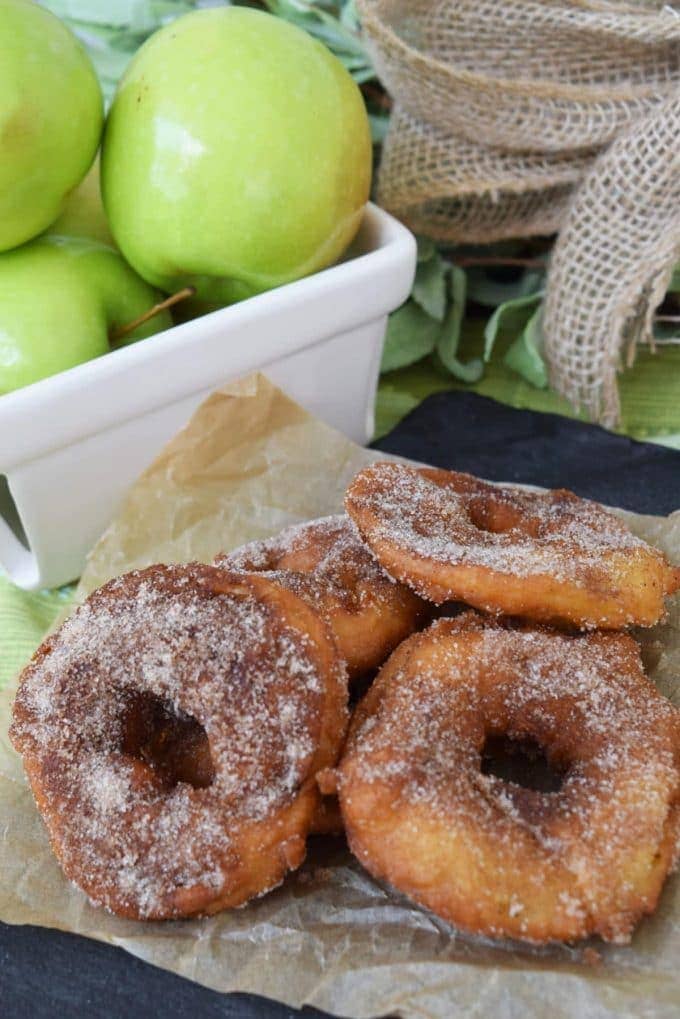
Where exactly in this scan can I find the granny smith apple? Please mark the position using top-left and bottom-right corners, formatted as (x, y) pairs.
(0, 236), (173, 394)
(0, 0), (103, 251)
(101, 6), (372, 305)
(50, 158), (116, 248)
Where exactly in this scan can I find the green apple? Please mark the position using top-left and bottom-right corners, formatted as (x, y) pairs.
(0, 0), (103, 251)
(50, 158), (116, 248)
(101, 6), (372, 305)
(0, 235), (173, 395)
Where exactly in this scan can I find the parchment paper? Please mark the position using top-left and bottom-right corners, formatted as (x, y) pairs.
(2, 373), (680, 1019)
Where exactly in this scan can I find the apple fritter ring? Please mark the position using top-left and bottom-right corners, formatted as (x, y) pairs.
(337, 613), (680, 944)
(217, 514), (429, 679)
(345, 462), (680, 629)
(309, 794), (343, 836)
(10, 564), (348, 920)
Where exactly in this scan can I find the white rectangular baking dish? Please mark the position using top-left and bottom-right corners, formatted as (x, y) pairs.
(0, 203), (416, 591)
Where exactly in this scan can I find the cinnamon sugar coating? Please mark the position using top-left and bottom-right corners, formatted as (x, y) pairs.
(337, 613), (680, 944)
(10, 564), (348, 920)
(345, 463), (680, 629)
(217, 515), (430, 679)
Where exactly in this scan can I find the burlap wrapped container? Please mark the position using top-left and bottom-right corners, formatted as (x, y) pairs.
(360, 1), (680, 422)
(543, 91), (680, 426)
(379, 106), (597, 243)
(359, 0), (680, 152)
(360, 0), (680, 244)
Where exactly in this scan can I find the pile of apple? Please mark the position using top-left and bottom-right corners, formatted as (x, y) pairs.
(0, 0), (371, 395)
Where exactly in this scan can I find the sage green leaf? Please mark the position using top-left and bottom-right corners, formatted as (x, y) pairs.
(44, 0), (198, 100)
(46, 1), (376, 103)
(351, 66), (379, 84)
(340, 0), (360, 31)
(263, 0), (374, 80)
(466, 266), (545, 308)
(45, 1), (193, 29)
(412, 248), (447, 321)
(44, 2), (149, 26)
(368, 112), (390, 144)
(503, 306), (548, 388)
(416, 236), (436, 263)
(434, 266), (483, 383)
(381, 302), (440, 373)
(484, 291), (543, 361)
(61, 22), (147, 101)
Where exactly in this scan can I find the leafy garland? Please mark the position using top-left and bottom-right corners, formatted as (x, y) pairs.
(45, 0), (680, 390)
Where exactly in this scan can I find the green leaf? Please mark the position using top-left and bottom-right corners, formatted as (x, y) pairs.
(263, 0), (374, 80)
(503, 307), (548, 388)
(434, 266), (483, 383)
(411, 248), (447, 321)
(484, 291), (543, 361)
(44, 1), (194, 29)
(43, 1), (198, 101)
(668, 264), (680, 293)
(383, 265), (483, 381)
(381, 302), (441, 373)
(45, 0), (376, 104)
(44, 2), (147, 26)
(340, 0), (360, 31)
(416, 236), (436, 263)
(466, 266), (545, 308)
(367, 111), (390, 145)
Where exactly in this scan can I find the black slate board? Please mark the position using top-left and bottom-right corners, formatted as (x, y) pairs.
(3, 390), (680, 1019)
(374, 391), (680, 515)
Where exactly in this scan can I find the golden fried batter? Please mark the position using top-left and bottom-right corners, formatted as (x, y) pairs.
(338, 614), (680, 943)
(10, 565), (348, 920)
(345, 462), (680, 629)
(218, 514), (429, 679)
(309, 794), (343, 836)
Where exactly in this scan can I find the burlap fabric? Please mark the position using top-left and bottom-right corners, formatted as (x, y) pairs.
(360, 0), (680, 422)
(543, 91), (680, 426)
(379, 106), (596, 243)
(360, 0), (680, 153)
(360, 0), (680, 244)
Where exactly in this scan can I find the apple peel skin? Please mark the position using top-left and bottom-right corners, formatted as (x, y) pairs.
(0, 236), (173, 395)
(51, 159), (117, 250)
(101, 6), (372, 305)
(0, 0), (104, 252)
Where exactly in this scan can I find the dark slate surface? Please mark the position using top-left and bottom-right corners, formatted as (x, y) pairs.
(374, 390), (680, 515)
(3, 389), (680, 1018)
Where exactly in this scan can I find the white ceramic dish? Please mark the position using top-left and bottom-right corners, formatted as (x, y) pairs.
(0, 203), (416, 591)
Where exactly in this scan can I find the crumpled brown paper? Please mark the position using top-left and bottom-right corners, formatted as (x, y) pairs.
(1, 374), (679, 1018)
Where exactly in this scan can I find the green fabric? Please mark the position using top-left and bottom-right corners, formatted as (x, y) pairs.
(0, 576), (71, 691)
(2, 311), (679, 692)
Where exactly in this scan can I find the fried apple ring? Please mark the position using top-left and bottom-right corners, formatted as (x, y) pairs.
(10, 564), (348, 920)
(337, 613), (680, 944)
(217, 515), (429, 679)
(345, 462), (680, 629)
(309, 794), (343, 836)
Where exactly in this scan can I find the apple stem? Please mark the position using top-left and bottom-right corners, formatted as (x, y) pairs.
(109, 286), (197, 343)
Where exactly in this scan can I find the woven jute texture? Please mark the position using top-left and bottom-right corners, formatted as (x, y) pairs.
(543, 90), (680, 426)
(379, 106), (596, 243)
(360, 0), (680, 152)
(361, 1), (680, 422)
(361, 0), (680, 246)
